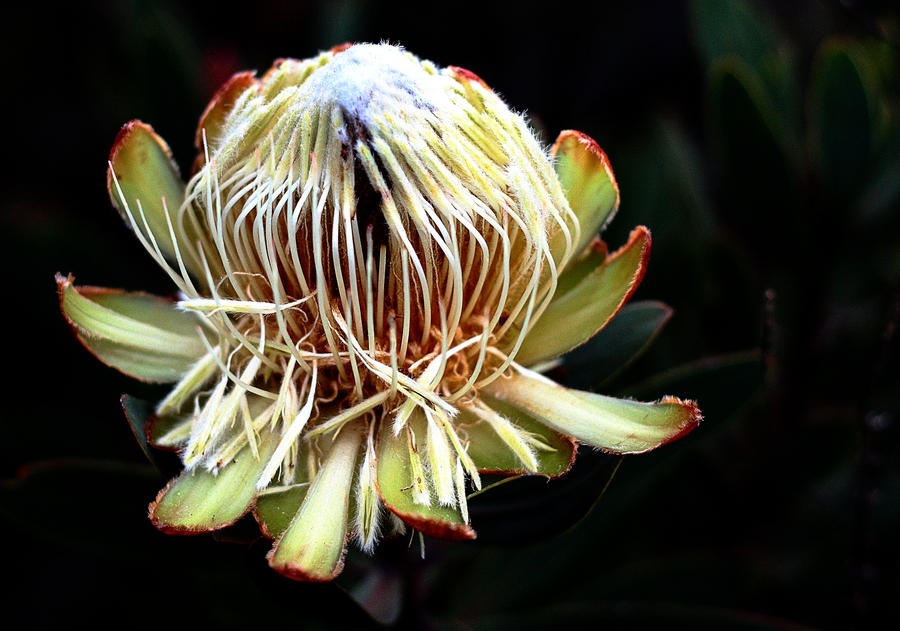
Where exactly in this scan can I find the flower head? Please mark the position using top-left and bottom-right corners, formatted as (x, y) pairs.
(58, 43), (700, 581)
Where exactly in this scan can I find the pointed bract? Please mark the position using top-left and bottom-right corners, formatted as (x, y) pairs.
(56, 274), (207, 382)
(485, 369), (701, 454)
(551, 130), (621, 257)
(150, 430), (277, 533)
(107, 121), (192, 270)
(254, 485), (309, 540)
(268, 427), (362, 581)
(459, 397), (576, 478)
(195, 71), (259, 152)
(517, 226), (651, 365)
(376, 411), (476, 540)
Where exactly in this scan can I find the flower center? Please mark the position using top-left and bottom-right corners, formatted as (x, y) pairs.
(175, 46), (575, 407)
(147, 45), (579, 525)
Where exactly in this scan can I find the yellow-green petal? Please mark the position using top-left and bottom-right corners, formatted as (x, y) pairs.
(57, 274), (208, 382)
(517, 226), (651, 366)
(254, 485), (310, 540)
(268, 427), (362, 581)
(553, 239), (608, 299)
(149, 430), (278, 533)
(376, 410), (475, 540)
(107, 120), (189, 268)
(551, 129), (621, 259)
(484, 369), (701, 453)
(458, 397), (575, 478)
(253, 436), (316, 539)
(194, 71), (259, 153)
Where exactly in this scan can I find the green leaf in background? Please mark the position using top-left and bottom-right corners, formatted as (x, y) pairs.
(707, 57), (797, 235)
(120, 395), (156, 466)
(584, 351), (764, 534)
(625, 350), (763, 425)
(2, 464), (377, 628)
(344, 563), (404, 626)
(690, 0), (799, 153)
(604, 117), (715, 256)
(559, 300), (673, 390)
(466, 449), (623, 544)
(858, 125), (900, 223)
(435, 351), (767, 623)
(655, 119), (717, 235)
(708, 56), (787, 171)
(809, 40), (877, 202)
(691, 0), (775, 70)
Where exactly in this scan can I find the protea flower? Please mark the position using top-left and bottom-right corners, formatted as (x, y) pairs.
(57, 43), (700, 581)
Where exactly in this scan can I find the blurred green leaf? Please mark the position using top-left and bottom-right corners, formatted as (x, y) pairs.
(656, 119), (717, 235)
(690, 0), (775, 70)
(708, 57), (797, 234)
(809, 39), (884, 205)
(708, 56), (787, 166)
(120, 394), (155, 465)
(690, 0), (799, 151)
(858, 126), (900, 223)
(345, 566), (404, 626)
(467, 450), (623, 544)
(560, 300), (673, 389)
(625, 350), (763, 424)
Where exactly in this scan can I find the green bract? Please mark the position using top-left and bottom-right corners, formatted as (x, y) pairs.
(58, 43), (700, 581)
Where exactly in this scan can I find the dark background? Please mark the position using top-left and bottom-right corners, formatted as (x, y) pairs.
(3, 1), (898, 629)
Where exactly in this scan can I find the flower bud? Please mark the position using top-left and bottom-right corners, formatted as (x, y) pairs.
(58, 43), (700, 582)
(181, 43), (578, 397)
